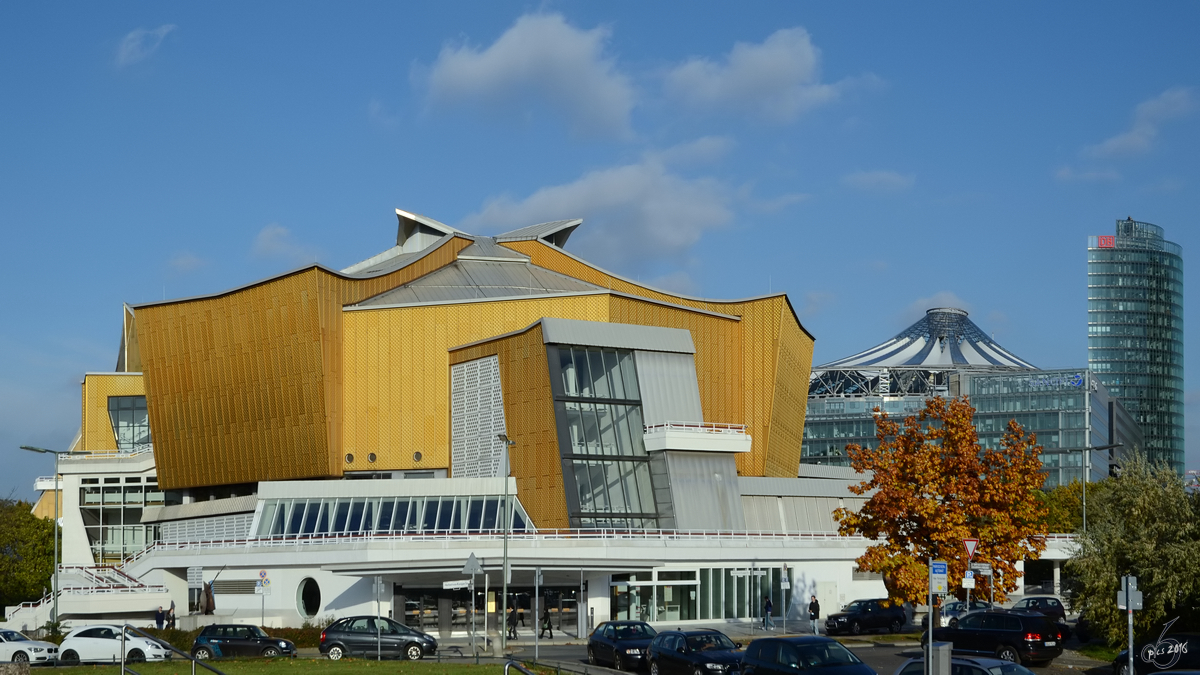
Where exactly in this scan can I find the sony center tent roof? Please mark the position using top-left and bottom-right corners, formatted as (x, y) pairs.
(817, 307), (1036, 370)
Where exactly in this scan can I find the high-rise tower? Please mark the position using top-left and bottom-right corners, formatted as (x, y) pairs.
(1088, 218), (1184, 473)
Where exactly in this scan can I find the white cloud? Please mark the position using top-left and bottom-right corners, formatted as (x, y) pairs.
(842, 170), (915, 194)
(648, 136), (736, 167)
(168, 252), (205, 273)
(1055, 166), (1121, 182)
(460, 157), (732, 273)
(746, 192), (810, 214)
(368, 98), (400, 129)
(252, 224), (321, 266)
(799, 290), (836, 319)
(897, 291), (971, 328)
(116, 24), (176, 67)
(1087, 87), (1196, 158)
(421, 13), (634, 138)
(664, 27), (860, 122)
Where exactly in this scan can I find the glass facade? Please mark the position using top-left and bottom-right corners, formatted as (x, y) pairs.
(549, 345), (660, 529)
(79, 475), (177, 562)
(1088, 219), (1184, 474)
(802, 369), (1144, 489)
(253, 495), (535, 538)
(611, 567), (791, 622)
(108, 396), (151, 451)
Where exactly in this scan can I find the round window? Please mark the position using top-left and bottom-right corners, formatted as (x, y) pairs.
(297, 577), (321, 618)
(344, 453), (354, 463)
(413, 451), (423, 462)
(368, 453), (377, 463)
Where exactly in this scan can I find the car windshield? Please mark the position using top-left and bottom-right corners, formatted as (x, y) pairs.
(987, 663), (1037, 675)
(844, 601), (866, 612)
(687, 633), (736, 651)
(616, 625), (656, 639)
(795, 642), (861, 667)
(0, 631), (29, 642)
(249, 626), (268, 638)
(945, 602), (965, 612)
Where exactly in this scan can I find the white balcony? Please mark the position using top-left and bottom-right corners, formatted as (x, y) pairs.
(34, 476), (61, 491)
(643, 422), (752, 454)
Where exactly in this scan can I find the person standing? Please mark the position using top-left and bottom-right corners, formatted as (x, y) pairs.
(154, 606), (165, 630)
(762, 596), (776, 630)
(808, 596), (821, 635)
(539, 606), (554, 639)
(167, 601), (176, 629)
(507, 605), (519, 640)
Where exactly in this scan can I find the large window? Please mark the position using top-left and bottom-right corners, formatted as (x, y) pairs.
(551, 345), (659, 529)
(108, 396), (151, 451)
(254, 495), (534, 538)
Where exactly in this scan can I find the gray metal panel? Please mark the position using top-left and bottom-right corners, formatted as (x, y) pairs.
(357, 261), (604, 306)
(740, 475), (869, 498)
(494, 219), (582, 242)
(648, 451), (676, 529)
(141, 495), (258, 524)
(457, 238), (529, 259)
(663, 451), (745, 531)
(541, 318), (695, 354)
(635, 351), (704, 426)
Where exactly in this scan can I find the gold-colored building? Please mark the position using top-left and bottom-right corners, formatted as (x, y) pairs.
(112, 210), (814, 530)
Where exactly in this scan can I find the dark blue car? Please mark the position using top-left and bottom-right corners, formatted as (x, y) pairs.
(589, 620), (658, 670)
(190, 625), (295, 659)
(743, 636), (875, 675)
(648, 629), (743, 675)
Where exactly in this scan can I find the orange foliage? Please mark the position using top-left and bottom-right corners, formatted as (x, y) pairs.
(833, 396), (1048, 607)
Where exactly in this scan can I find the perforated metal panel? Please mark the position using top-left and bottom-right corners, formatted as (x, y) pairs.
(81, 373), (146, 452)
(450, 356), (507, 478)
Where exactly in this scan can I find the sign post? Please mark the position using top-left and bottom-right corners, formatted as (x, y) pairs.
(255, 570), (271, 627)
(374, 576), (384, 661)
(1118, 575), (1142, 675)
(970, 562), (993, 606)
(962, 540), (979, 605)
(462, 553), (484, 661)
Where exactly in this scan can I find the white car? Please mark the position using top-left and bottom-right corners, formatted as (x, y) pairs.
(0, 629), (59, 664)
(59, 625), (171, 664)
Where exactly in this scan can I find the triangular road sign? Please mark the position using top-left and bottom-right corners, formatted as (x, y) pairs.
(463, 553), (484, 576)
(963, 538), (979, 559)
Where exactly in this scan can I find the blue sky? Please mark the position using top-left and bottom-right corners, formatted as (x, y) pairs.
(2, 2), (1197, 499)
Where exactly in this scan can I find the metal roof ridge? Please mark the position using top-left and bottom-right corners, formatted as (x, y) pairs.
(346, 288), (742, 321)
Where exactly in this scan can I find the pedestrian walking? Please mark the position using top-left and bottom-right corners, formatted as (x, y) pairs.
(154, 606), (165, 630)
(167, 600), (176, 629)
(539, 607), (554, 639)
(507, 606), (519, 640)
(809, 595), (821, 635)
(763, 596), (776, 630)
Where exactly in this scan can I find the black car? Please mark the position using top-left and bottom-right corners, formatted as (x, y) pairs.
(892, 655), (1038, 675)
(1009, 597), (1067, 624)
(743, 635), (875, 675)
(923, 601), (994, 629)
(1113, 631), (1200, 675)
(648, 629), (743, 675)
(589, 620), (658, 670)
(826, 599), (907, 635)
(319, 616), (438, 661)
(190, 625), (296, 659)
(928, 610), (1063, 666)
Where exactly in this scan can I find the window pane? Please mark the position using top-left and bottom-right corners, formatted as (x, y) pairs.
(581, 403), (602, 454)
(574, 462), (595, 510)
(377, 499), (395, 532)
(619, 351), (639, 399)
(575, 348), (593, 397)
(481, 498), (498, 530)
(315, 500), (330, 534)
(612, 404), (636, 456)
(604, 461), (628, 512)
(467, 498), (484, 531)
(348, 500), (366, 532)
(565, 402), (586, 455)
(603, 350), (626, 399)
(436, 498), (455, 532)
(287, 502), (307, 535)
(634, 463), (655, 514)
(619, 461), (642, 513)
(561, 349), (578, 396)
(626, 406), (646, 455)
(587, 350), (611, 398)
(393, 500), (410, 533)
(302, 501), (321, 534)
(597, 404), (621, 455)
(333, 500), (351, 533)
(587, 461), (610, 511)
(258, 502), (278, 536)
(362, 500), (375, 533)
(423, 498), (440, 532)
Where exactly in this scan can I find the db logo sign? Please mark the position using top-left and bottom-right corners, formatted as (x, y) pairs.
(1098, 235), (1116, 248)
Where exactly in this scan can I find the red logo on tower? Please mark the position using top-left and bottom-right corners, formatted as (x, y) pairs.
(1098, 235), (1115, 248)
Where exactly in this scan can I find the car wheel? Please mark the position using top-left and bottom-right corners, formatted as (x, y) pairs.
(996, 646), (1019, 663)
(614, 654), (625, 671)
(694, 668), (705, 675)
(61, 650), (80, 665)
(1118, 664), (1130, 675)
(589, 648), (598, 665)
(949, 619), (958, 629)
(890, 620), (902, 634)
(850, 621), (862, 636)
(193, 647), (213, 660)
(651, 660), (661, 675)
(12, 652), (29, 664)
(262, 646), (280, 658)
(405, 643), (424, 661)
(128, 649), (146, 663)
(327, 645), (345, 661)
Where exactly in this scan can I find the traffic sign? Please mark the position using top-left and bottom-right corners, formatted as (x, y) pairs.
(962, 570), (975, 589)
(963, 539), (979, 560)
(1117, 589), (1143, 610)
(930, 560), (948, 594)
(261, 577), (271, 587)
(259, 570), (268, 579)
(463, 553), (484, 576)
(969, 562), (992, 576)
(443, 580), (471, 590)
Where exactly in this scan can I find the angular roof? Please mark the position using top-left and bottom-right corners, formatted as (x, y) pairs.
(494, 219), (581, 248)
(355, 258), (603, 306)
(817, 307), (1036, 370)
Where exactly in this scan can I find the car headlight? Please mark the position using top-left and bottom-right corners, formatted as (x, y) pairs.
(279, 641), (288, 649)
(31, 648), (44, 653)
(624, 649), (642, 655)
(705, 664), (726, 670)
(837, 617), (847, 622)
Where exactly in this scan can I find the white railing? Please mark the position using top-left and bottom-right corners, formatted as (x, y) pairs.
(644, 421), (748, 435)
(60, 446), (154, 460)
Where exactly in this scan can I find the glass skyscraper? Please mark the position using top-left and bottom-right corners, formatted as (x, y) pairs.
(1088, 218), (1184, 474)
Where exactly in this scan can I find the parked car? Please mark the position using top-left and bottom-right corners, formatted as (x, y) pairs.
(0, 629), (59, 665)
(892, 655), (1038, 675)
(589, 620), (658, 670)
(922, 601), (994, 629)
(190, 624), (296, 659)
(648, 629), (743, 675)
(59, 625), (171, 664)
(320, 615), (438, 661)
(1113, 630), (1200, 675)
(927, 610), (1064, 666)
(826, 599), (907, 635)
(743, 635), (875, 675)
(1010, 597), (1067, 624)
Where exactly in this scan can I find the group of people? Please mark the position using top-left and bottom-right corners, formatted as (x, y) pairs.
(153, 601), (176, 630)
(761, 595), (822, 634)
(506, 605), (555, 640)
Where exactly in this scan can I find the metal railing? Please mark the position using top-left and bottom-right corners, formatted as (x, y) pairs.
(121, 624), (225, 675)
(644, 421), (748, 434)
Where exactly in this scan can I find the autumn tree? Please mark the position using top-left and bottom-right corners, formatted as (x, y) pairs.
(834, 396), (1048, 612)
(0, 498), (56, 618)
(1064, 454), (1200, 645)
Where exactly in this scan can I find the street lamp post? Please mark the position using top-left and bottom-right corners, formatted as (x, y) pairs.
(19, 445), (70, 627)
(1080, 441), (1123, 530)
(496, 434), (516, 654)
